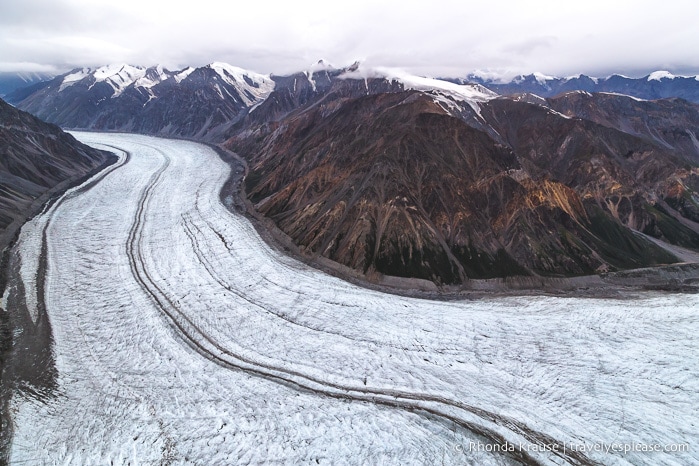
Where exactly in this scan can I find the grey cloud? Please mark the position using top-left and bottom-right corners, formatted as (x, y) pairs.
(503, 36), (557, 56)
(0, 0), (697, 79)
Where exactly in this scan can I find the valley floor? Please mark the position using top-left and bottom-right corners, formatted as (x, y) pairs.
(3, 133), (697, 465)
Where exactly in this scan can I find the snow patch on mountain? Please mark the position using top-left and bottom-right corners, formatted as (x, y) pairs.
(208, 62), (271, 87)
(563, 74), (599, 84)
(565, 90), (593, 97)
(532, 71), (555, 85)
(59, 68), (91, 91)
(134, 65), (171, 89)
(598, 91), (646, 102)
(340, 66), (497, 112)
(92, 64), (142, 82)
(56, 62), (275, 104)
(92, 64), (147, 97)
(648, 70), (676, 81)
(467, 69), (508, 84)
(207, 62), (275, 105)
(303, 71), (317, 91)
(606, 73), (632, 79)
(174, 67), (195, 83)
(307, 59), (337, 74)
(59, 64), (174, 97)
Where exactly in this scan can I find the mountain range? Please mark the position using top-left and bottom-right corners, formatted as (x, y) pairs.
(5, 63), (274, 140)
(458, 70), (699, 103)
(0, 72), (55, 98)
(227, 68), (699, 284)
(7, 62), (699, 285)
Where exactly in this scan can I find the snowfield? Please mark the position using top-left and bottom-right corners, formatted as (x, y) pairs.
(6, 133), (698, 465)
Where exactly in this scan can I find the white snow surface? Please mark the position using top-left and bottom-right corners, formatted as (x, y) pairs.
(598, 92), (647, 102)
(207, 62), (275, 105)
(134, 64), (171, 89)
(302, 60), (339, 92)
(59, 64), (148, 96)
(92, 64), (147, 97)
(340, 66), (497, 112)
(58, 68), (91, 91)
(646, 70), (699, 81)
(468, 69), (509, 83)
(532, 72), (555, 85)
(7, 133), (698, 465)
(56, 62), (275, 104)
(648, 70), (676, 81)
(173, 66), (195, 83)
(307, 59), (338, 73)
(92, 63), (144, 82)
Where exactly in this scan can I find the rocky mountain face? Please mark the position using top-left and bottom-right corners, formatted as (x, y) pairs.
(6, 63), (275, 141)
(460, 71), (699, 103)
(228, 71), (699, 284)
(0, 97), (112, 250)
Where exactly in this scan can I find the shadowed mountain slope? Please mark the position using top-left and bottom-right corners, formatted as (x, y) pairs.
(0, 98), (112, 250)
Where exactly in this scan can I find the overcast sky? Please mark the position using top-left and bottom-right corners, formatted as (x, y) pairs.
(1, 0), (698, 79)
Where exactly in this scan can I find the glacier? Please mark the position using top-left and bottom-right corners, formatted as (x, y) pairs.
(4, 133), (697, 465)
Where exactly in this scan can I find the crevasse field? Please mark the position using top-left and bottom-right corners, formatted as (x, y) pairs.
(5, 133), (697, 465)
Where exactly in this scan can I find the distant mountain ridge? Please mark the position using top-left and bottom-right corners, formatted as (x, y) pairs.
(226, 67), (699, 284)
(5, 63), (275, 140)
(8, 61), (699, 284)
(8, 64), (699, 106)
(458, 71), (699, 103)
(6, 61), (497, 141)
(0, 71), (55, 97)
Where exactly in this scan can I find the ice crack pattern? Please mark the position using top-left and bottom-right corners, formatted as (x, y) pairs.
(5, 133), (698, 465)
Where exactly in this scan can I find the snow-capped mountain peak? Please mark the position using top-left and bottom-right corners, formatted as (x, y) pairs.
(307, 59), (337, 73)
(134, 65), (172, 89)
(92, 64), (144, 82)
(454, 69), (699, 103)
(208, 62), (270, 86)
(507, 72), (557, 89)
(59, 68), (92, 92)
(648, 70), (676, 81)
(339, 65), (497, 111)
(532, 71), (555, 85)
(54, 62), (277, 102)
(174, 67), (195, 83)
(58, 64), (148, 96)
(206, 62), (275, 105)
(92, 64), (148, 96)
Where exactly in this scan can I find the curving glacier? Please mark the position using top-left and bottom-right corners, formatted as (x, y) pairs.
(4, 132), (698, 465)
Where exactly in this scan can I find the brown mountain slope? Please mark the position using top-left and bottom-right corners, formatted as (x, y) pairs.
(547, 92), (699, 162)
(480, 97), (699, 251)
(544, 92), (699, 236)
(228, 90), (680, 284)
